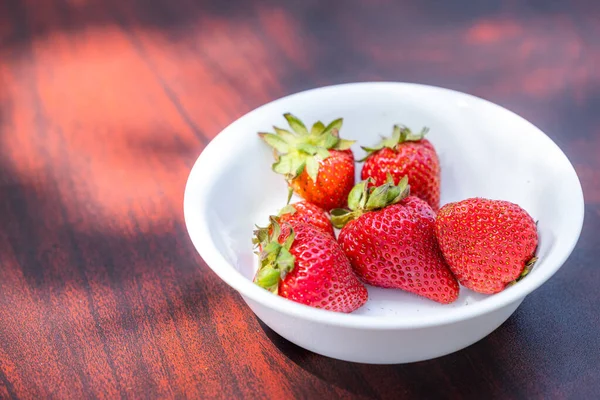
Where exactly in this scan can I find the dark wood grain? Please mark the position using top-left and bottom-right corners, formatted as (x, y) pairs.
(1, 0), (599, 398)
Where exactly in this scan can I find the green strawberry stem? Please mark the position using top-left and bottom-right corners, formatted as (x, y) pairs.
(258, 113), (355, 183)
(331, 174), (410, 229)
(358, 124), (429, 162)
(253, 216), (296, 294)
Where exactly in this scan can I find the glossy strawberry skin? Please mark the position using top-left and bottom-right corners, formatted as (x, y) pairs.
(277, 222), (368, 313)
(361, 139), (440, 210)
(338, 196), (459, 304)
(279, 201), (335, 237)
(291, 150), (355, 211)
(435, 198), (538, 294)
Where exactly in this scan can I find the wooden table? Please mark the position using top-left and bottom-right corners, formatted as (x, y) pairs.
(1, 0), (598, 398)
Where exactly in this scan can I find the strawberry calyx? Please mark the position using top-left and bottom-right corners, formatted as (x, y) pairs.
(258, 113), (355, 186)
(252, 204), (296, 247)
(331, 174), (410, 228)
(358, 124), (429, 162)
(252, 216), (296, 294)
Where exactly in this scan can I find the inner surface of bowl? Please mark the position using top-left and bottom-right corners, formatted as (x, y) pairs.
(187, 83), (583, 323)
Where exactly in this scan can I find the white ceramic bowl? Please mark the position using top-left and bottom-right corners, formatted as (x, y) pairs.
(184, 82), (584, 364)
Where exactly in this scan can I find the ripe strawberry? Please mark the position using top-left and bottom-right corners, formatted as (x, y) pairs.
(278, 201), (334, 237)
(333, 177), (459, 304)
(435, 198), (538, 294)
(259, 113), (355, 210)
(360, 125), (440, 210)
(253, 218), (367, 313)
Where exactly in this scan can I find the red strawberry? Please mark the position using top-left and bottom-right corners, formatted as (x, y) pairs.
(278, 201), (334, 237)
(435, 198), (538, 294)
(253, 218), (367, 313)
(333, 177), (459, 304)
(259, 113), (355, 210)
(360, 125), (440, 210)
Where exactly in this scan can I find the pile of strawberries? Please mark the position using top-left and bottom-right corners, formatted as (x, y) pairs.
(253, 114), (539, 313)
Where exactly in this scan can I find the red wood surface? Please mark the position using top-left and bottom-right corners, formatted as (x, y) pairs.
(1, 0), (599, 398)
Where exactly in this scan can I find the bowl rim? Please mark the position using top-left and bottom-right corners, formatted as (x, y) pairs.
(183, 81), (585, 330)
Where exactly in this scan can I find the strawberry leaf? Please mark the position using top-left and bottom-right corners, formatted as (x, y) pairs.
(277, 247), (295, 279)
(315, 147), (330, 160)
(305, 157), (319, 182)
(269, 216), (281, 240)
(297, 143), (318, 155)
(395, 176), (410, 199)
(278, 204), (297, 216)
(273, 126), (297, 142)
(273, 154), (306, 179)
(358, 179), (371, 209)
(365, 183), (391, 210)
(385, 172), (395, 185)
(405, 126), (429, 141)
(347, 180), (368, 211)
(284, 113), (308, 135)
(330, 208), (361, 229)
(255, 267), (280, 293)
(359, 145), (383, 153)
(259, 133), (289, 153)
(252, 225), (270, 247)
(334, 138), (355, 151)
(292, 158), (307, 178)
(391, 125), (403, 143)
(322, 118), (343, 136)
(319, 132), (339, 149)
(311, 121), (325, 135)
(282, 227), (295, 250)
(262, 241), (280, 255)
(272, 154), (293, 175)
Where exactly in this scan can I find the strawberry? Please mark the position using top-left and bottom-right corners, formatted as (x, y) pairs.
(332, 177), (459, 304)
(360, 125), (440, 210)
(253, 218), (367, 313)
(278, 201), (334, 237)
(259, 113), (355, 210)
(435, 198), (538, 294)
